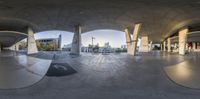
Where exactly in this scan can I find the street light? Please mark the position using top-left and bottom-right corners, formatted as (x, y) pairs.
(92, 37), (95, 52)
(92, 37), (95, 47)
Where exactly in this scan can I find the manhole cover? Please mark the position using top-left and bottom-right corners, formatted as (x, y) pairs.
(46, 63), (77, 77)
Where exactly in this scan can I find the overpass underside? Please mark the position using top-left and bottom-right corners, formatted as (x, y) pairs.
(1, 0), (200, 98)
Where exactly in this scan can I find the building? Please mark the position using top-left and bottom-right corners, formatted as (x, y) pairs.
(99, 42), (112, 53)
(63, 43), (84, 52)
(81, 42), (128, 53)
(36, 35), (62, 51)
(62, 43), (72, 51)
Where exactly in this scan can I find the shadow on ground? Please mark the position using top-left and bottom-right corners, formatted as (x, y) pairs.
(46, 63), (77, 77)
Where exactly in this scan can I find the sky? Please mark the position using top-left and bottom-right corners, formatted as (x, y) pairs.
(34, 30), (127, 48)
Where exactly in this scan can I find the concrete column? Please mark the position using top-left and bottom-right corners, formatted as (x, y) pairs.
(132, 24), (142, 55)
(15, 43), (19, 51)
(179, 28), (188, 55)
(167, 38), (171, 52)
(174, 43), (178, 52)
(196, 42), (198, 49)
(193, 42), (196, 50)
(71, 25), (81, 55)
(160, 44), (163, 51)
(125, 24), (141, 55)
(149, 41), (152, 51)
(140, 36), (149, 52)
(0, 44), (1, 52)
(174, 43), (177, 48)
(186, 43), (189, 51)
(27, 27), (38, 54)
(58, 34), (62, 50)
(163, 41), (166, 51)
(124, 28), (132, 55)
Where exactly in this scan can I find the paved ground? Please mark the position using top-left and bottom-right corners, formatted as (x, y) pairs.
(0, 51), (52, 89)
(0, 51), (200, 99)
(164, 52), (200, 89)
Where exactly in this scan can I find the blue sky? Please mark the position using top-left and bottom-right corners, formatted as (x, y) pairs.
(35, 30), (127, 48)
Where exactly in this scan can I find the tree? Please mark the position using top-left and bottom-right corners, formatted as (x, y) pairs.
(93, 44), (99, 53)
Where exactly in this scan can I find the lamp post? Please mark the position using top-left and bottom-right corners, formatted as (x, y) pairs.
(92, 37), (95, 52)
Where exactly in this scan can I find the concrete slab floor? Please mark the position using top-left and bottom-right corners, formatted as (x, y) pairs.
(0, 51), (200, 99)
(164, 52), (200, 89)
(0, 50), (52, 89)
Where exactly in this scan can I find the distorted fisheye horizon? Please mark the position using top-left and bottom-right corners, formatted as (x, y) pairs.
(1, 0), (200, 99)
(34, 29), (127, 48)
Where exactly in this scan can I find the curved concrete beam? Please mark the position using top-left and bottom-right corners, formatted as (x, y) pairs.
(187, 31), (200, 35)
(0, 31), (27, 36)
(0, 31), (27, 47)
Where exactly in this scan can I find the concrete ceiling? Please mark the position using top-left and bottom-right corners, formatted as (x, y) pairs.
(165, 32), (200, 43)
(188, 32), (200, 42)
(0, 31), (27, 47)
(0, 0), (200, 46)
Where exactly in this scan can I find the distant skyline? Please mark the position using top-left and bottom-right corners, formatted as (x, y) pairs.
(34, 30), (127, 48)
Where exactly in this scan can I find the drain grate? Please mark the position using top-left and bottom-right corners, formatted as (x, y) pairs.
(46, 63), (77, 77)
